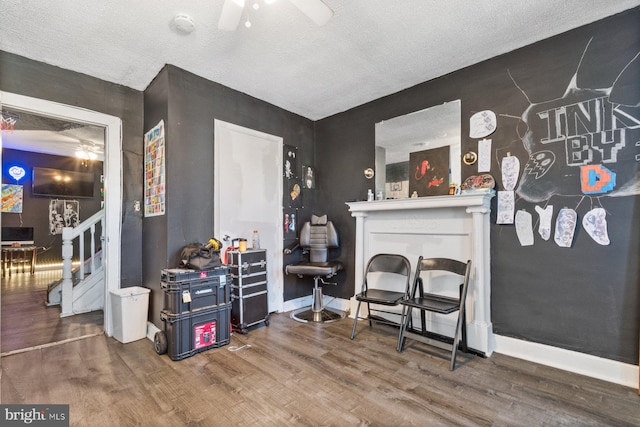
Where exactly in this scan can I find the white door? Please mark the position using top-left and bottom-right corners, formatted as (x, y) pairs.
(214, 120), (284, 313)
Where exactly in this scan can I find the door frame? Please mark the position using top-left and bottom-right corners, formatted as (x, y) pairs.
(213, 119), (284, 313)
(0, 91), (122, 336)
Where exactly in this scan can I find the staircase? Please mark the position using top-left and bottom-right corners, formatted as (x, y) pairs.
(46, 249), (103, 306)
(50, 209), (105, 317)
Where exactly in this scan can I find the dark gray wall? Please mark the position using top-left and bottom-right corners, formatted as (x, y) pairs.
(142, 65), (315, 327)
(0, 51), (144, 287)
(315, 8), (640, 364)
(142, 68), (170, 324)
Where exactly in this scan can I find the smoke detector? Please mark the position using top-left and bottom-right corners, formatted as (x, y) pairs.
(173, 14), (196, 34)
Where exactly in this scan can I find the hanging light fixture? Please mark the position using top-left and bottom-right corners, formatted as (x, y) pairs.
(75, 141), (99, 162)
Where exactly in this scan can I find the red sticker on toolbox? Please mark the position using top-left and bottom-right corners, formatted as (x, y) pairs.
(194, 320), (216, 349)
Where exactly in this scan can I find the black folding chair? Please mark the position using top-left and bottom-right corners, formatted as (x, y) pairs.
(397, 257), (472, 371)
(350, 253), (411, 339)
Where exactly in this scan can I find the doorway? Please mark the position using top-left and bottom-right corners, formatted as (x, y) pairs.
(214, 120), (284, 313)
(0, 91), (122, 347)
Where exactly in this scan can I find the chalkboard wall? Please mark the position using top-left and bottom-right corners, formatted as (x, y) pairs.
(315, 7), (639, 364)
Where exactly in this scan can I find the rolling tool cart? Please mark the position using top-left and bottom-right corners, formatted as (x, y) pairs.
(228, 249), (270, 334)
(154, 267), (232, 361)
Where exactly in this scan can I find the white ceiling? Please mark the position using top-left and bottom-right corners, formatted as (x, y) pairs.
(1, 0), (639, 121)
(1, 107), (105, 159)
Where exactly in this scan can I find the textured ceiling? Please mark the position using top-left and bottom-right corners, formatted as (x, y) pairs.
(1, 0), (639, 121)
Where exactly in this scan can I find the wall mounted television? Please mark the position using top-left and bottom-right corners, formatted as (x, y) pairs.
(32, 167), (95, 198)
(1, 226), (34, 246)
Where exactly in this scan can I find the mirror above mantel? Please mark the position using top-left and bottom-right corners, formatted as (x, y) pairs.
(375, 100), (461, 199)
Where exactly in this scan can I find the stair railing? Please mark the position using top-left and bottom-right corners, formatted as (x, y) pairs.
(60, 209), (105, 317)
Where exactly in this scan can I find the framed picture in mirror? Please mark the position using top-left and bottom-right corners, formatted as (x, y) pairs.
(409, 146), (450, 197)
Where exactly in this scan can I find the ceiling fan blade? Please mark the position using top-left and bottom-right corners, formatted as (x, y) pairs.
(218, 0), (245, 31)
(288, 0), (333, 26)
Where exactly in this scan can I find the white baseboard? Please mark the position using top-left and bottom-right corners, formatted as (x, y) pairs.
(495, 335), (639, 389)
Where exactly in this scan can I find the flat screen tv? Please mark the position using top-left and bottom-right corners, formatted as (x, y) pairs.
(32, 167), (95, 198)
(1, 226), (34, 245)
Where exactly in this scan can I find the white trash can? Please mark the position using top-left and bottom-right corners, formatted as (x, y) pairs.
(110, 286), (151, 343)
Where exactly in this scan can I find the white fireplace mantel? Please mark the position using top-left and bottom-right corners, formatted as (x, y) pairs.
(347, 192), (495, 356)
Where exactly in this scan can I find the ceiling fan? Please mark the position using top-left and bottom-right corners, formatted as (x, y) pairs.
(218, 0), (333, 31)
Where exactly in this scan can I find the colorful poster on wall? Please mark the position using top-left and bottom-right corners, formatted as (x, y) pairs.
(409, 146), (450, 197)
(144, 120), (166, 217)
(1, 184), (23, 213)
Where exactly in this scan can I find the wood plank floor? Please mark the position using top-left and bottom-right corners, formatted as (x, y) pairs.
(2, 311), (639, 426)
(1, 269), (103, 354)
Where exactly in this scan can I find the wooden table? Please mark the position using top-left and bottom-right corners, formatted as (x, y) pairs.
(2, 246), (37, 277)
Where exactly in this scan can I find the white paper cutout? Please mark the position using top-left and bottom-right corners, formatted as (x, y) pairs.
(515, 210), (534, 246)
(582, 207), (610, 245)
(501, 154), (520, 191)
(534, 205), (554, 241)
(554, 208), (577, 248)
(469, 110), (497, 138)
(496, 190), (515, 224)
(477, 139), (492, 172)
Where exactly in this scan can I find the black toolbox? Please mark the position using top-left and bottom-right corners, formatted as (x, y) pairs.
(155, 267), (231, 360)
(228, 250), (270, 334)
(160, 304), (231, 361)
(161, 267), (230, 314)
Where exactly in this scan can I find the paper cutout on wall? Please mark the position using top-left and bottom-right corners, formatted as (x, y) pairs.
(582, 207), (610, 245)
(460, 174), (495, 192)
(580, 164), (616, 195)
(501, 154), (520, 192)
(534, 205), (554, 241)
(477, 139), (492, 172)
(515, 210), (534, 246)
(496, 190), (515, 224)
(469, 110), (497, 138)
(554, 208), (577, 248)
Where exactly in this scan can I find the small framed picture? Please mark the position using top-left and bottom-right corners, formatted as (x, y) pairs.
(302, 165), (315, 189)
